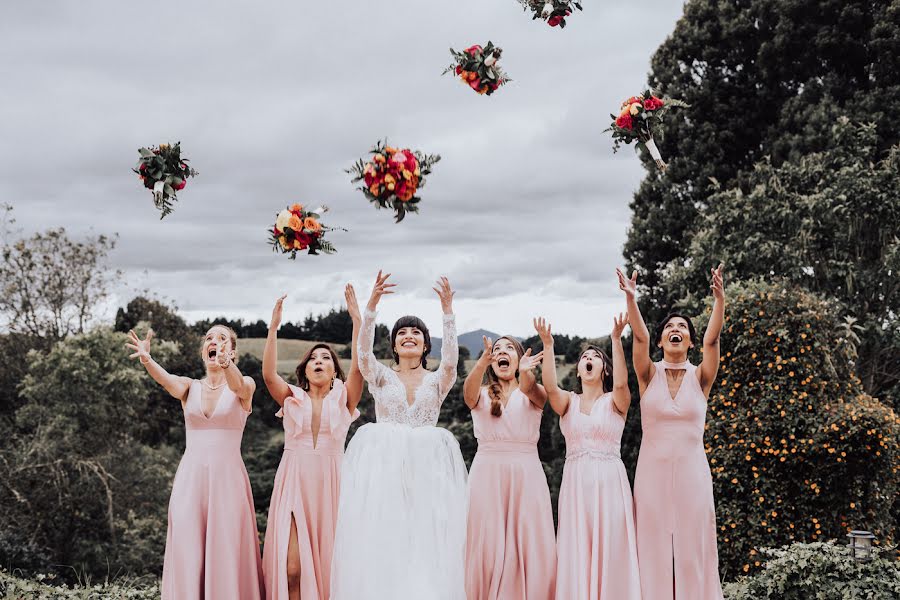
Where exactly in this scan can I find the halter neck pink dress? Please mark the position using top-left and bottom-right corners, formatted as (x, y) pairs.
(162, 381), (264, 600)
(262, 379), (359, 599)
(633, 360), (723, 600)
(465, 388), (556, 600)
(555, 392), (641, 600)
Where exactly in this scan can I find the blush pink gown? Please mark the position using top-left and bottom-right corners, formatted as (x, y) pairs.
(556, 392), (641, 600)
(262, 380), (359, 600)
(162, 382), (264, 600)
(633, 360), (723, 600)
(465, 388), (556, 600)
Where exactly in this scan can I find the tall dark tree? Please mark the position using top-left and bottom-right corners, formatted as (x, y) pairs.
(626, 0), (900, 322)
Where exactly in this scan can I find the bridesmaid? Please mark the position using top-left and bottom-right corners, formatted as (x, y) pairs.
(536, 315), (641, 600)
(126, 324), (264, 600)
(261, 285), (363, 600)
(617, 265), (725, 600)
(462, 334), (556, 599)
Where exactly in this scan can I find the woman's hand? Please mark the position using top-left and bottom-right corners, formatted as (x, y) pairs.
(477, 335), (494, 366)
(710, 264), (725, 301)
(616, 267), (638, 299)
(433, 276), (455, 315)
(366, 270), (396, 312)
(125, 329), (154, 364)
(611, 312), (629, 339)
(345, 283), (361, 323)
(270, 294), (287, 330)
(518, 348), (544, 373)
(533, 317), (553, 346)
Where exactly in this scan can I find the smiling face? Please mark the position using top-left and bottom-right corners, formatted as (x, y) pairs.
(657, 315), (695, 355)
(390, 316), (431, 367)
(490, 337), (523, 382)
(200, 325), (236, 368)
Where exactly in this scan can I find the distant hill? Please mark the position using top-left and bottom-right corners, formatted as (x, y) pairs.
(431, 329), (506, 358)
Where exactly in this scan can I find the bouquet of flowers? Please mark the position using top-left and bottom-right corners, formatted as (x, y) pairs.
(443, 42), (510, 96)
(518, 0), (582, 28)
(347, 140), (440, 223)
(133, 142), (198, 218)
(603, 90), (689, 170)
(269, 204), (342, 259)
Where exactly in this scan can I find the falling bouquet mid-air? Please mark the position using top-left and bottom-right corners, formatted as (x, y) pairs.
(519, 0), (582, 28)
(443, 42), (511, 96)
(269, 204), (342, 259)
(604, 90), (689, 170)
(133, 142), (198, 219)
(347, 140), (440, 223)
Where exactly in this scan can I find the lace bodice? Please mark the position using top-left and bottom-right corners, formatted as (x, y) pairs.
(358, 309), (458, 427)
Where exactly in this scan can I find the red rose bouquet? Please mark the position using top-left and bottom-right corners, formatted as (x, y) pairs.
(347, 140), (440, 223)
(133, 142), (198, 218)
(603, 90), (688, 170)
(443, 42), (510, 96)
(519, 0), (582, 28)
(269, 204), (342, 259)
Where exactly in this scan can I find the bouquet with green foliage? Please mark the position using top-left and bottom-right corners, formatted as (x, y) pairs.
(133, 142), (198, 218)
(347, 140), (440, 223)
(604, 90), (688, 170)
(443, 42), (510, 96)
(519, 0), (582, 28)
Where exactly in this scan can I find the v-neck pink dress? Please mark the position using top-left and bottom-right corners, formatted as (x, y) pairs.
(556, 392), (641, 600)
(633, 361), (723, 600)
(262, 379), (359, 600)
(465, 388), (556, 600)
(162, 381), (264, 600)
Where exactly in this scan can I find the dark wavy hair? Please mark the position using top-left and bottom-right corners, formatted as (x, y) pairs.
(653, 312), (698, 349)
(294, 343), (345, 391)
(391, 315), (431, 368)
(485, 336), (525, 417)
(576, 345), (614, 394)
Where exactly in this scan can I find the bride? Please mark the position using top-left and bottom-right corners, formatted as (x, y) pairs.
(330, 271), (468, 600)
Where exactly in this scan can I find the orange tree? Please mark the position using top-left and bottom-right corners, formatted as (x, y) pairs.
(698, 279), (898, 579)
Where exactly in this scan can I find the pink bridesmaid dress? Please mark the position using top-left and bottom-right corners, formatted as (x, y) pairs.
(262, 379), (359, 600)
(556, 392), (641, 600)
(465, 388), (556, 600)
(633, 360), (723, 600)
(162, 381), (264, 600)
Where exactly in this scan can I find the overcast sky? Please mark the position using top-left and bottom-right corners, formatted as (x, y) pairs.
(1, 0), (684, 339)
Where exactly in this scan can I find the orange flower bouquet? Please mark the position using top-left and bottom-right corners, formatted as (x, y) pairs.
(269, 204), (342, 259)
(443, 42), (510, 96)
(347, 140), (440, 223)
(603, 89), (688, 170)
(133, 142), (198, 218)
(519, 0), (582, 28)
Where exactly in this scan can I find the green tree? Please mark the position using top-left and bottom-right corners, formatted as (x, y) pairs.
(626, 0), (900, 322)
(699, 280), (898, 578)
(666, 119), (900, 402)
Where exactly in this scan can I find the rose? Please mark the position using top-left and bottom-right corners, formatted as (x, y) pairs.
(294, 231), (312, 248)
(643, 96), (664, 111)
(615, 113), (634, 130)
(629, 102), (641, 116)
(173, 178), (186, 191)
(469, 77), (482, 90)
(547, 15), (562, 27)
(279, 237), (292, 250)
(404, 152), (418, 172)
(303, 217), (321, 232)
(289, 202), (303, 213)
(275, 209), (292, 231)
(369, 183), (381, 196)
(465, 44), (482, 55)
(455, 65), (463, 75)
(287, 214), (303, 231)
(384, 173), (396, 191)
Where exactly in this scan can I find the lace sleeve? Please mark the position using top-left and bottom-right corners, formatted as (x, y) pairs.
(358, 309), (387, 386)
(436, 313), (458, 398)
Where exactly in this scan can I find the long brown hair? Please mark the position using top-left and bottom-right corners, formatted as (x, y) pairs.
(294, 343), (345, 391)
(485, 336), (525, 417)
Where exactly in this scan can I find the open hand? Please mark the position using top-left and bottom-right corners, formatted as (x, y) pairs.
(345, 283), (361, 323)
(366, 270), (396, 312)
(710, 264), (725, 301)
(518, 348), (544, 373)
(533, 317), (553, 346)
(616, 268), (638, 299)
(215, 340), (235, 369)
(478, 335), (494, 365)
(433, 276), (455, 314)
(611, 312), (629, 338)
(125, 329), (153, 363)
(271, 294), (287, 330)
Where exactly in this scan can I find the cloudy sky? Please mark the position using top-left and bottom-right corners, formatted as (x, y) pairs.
(1, 0), (684, 339)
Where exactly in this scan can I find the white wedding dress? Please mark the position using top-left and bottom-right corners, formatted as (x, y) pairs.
(330, 310), (468, 600)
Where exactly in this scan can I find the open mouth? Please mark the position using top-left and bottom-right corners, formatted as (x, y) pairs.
(669, 333), (683, 343)
(313, 366), (324, 373)
(401, 341), (417, 348)
(497, 357), (510, 368)
(207, 348), (217, 360)
(585, 362), (593, 373)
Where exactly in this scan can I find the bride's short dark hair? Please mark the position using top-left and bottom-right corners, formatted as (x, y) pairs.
(391, 315), (431, 368)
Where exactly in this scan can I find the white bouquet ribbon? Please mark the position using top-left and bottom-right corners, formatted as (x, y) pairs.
(644, 137), (668, 171)
(542, 2), (554, 17)
(152, 181), (166, 204)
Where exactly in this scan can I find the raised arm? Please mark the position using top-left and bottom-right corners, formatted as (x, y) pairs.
(610, 312), (632, 416)
(263, 294), (291, 407)
(534, 317), (570, 416)
(358, 270), (395, 385)
(344, 283), (364, 414)
(433, 276), (458, 398)
(125, 328), (192, 401)
(463, 335), (493, 409)
(698, 264), (725, 396)
(518, 348), (548, 409)
(617, 268), (654, 393)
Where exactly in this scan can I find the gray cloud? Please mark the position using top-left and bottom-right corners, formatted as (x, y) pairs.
(1, 0), (683, 336)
